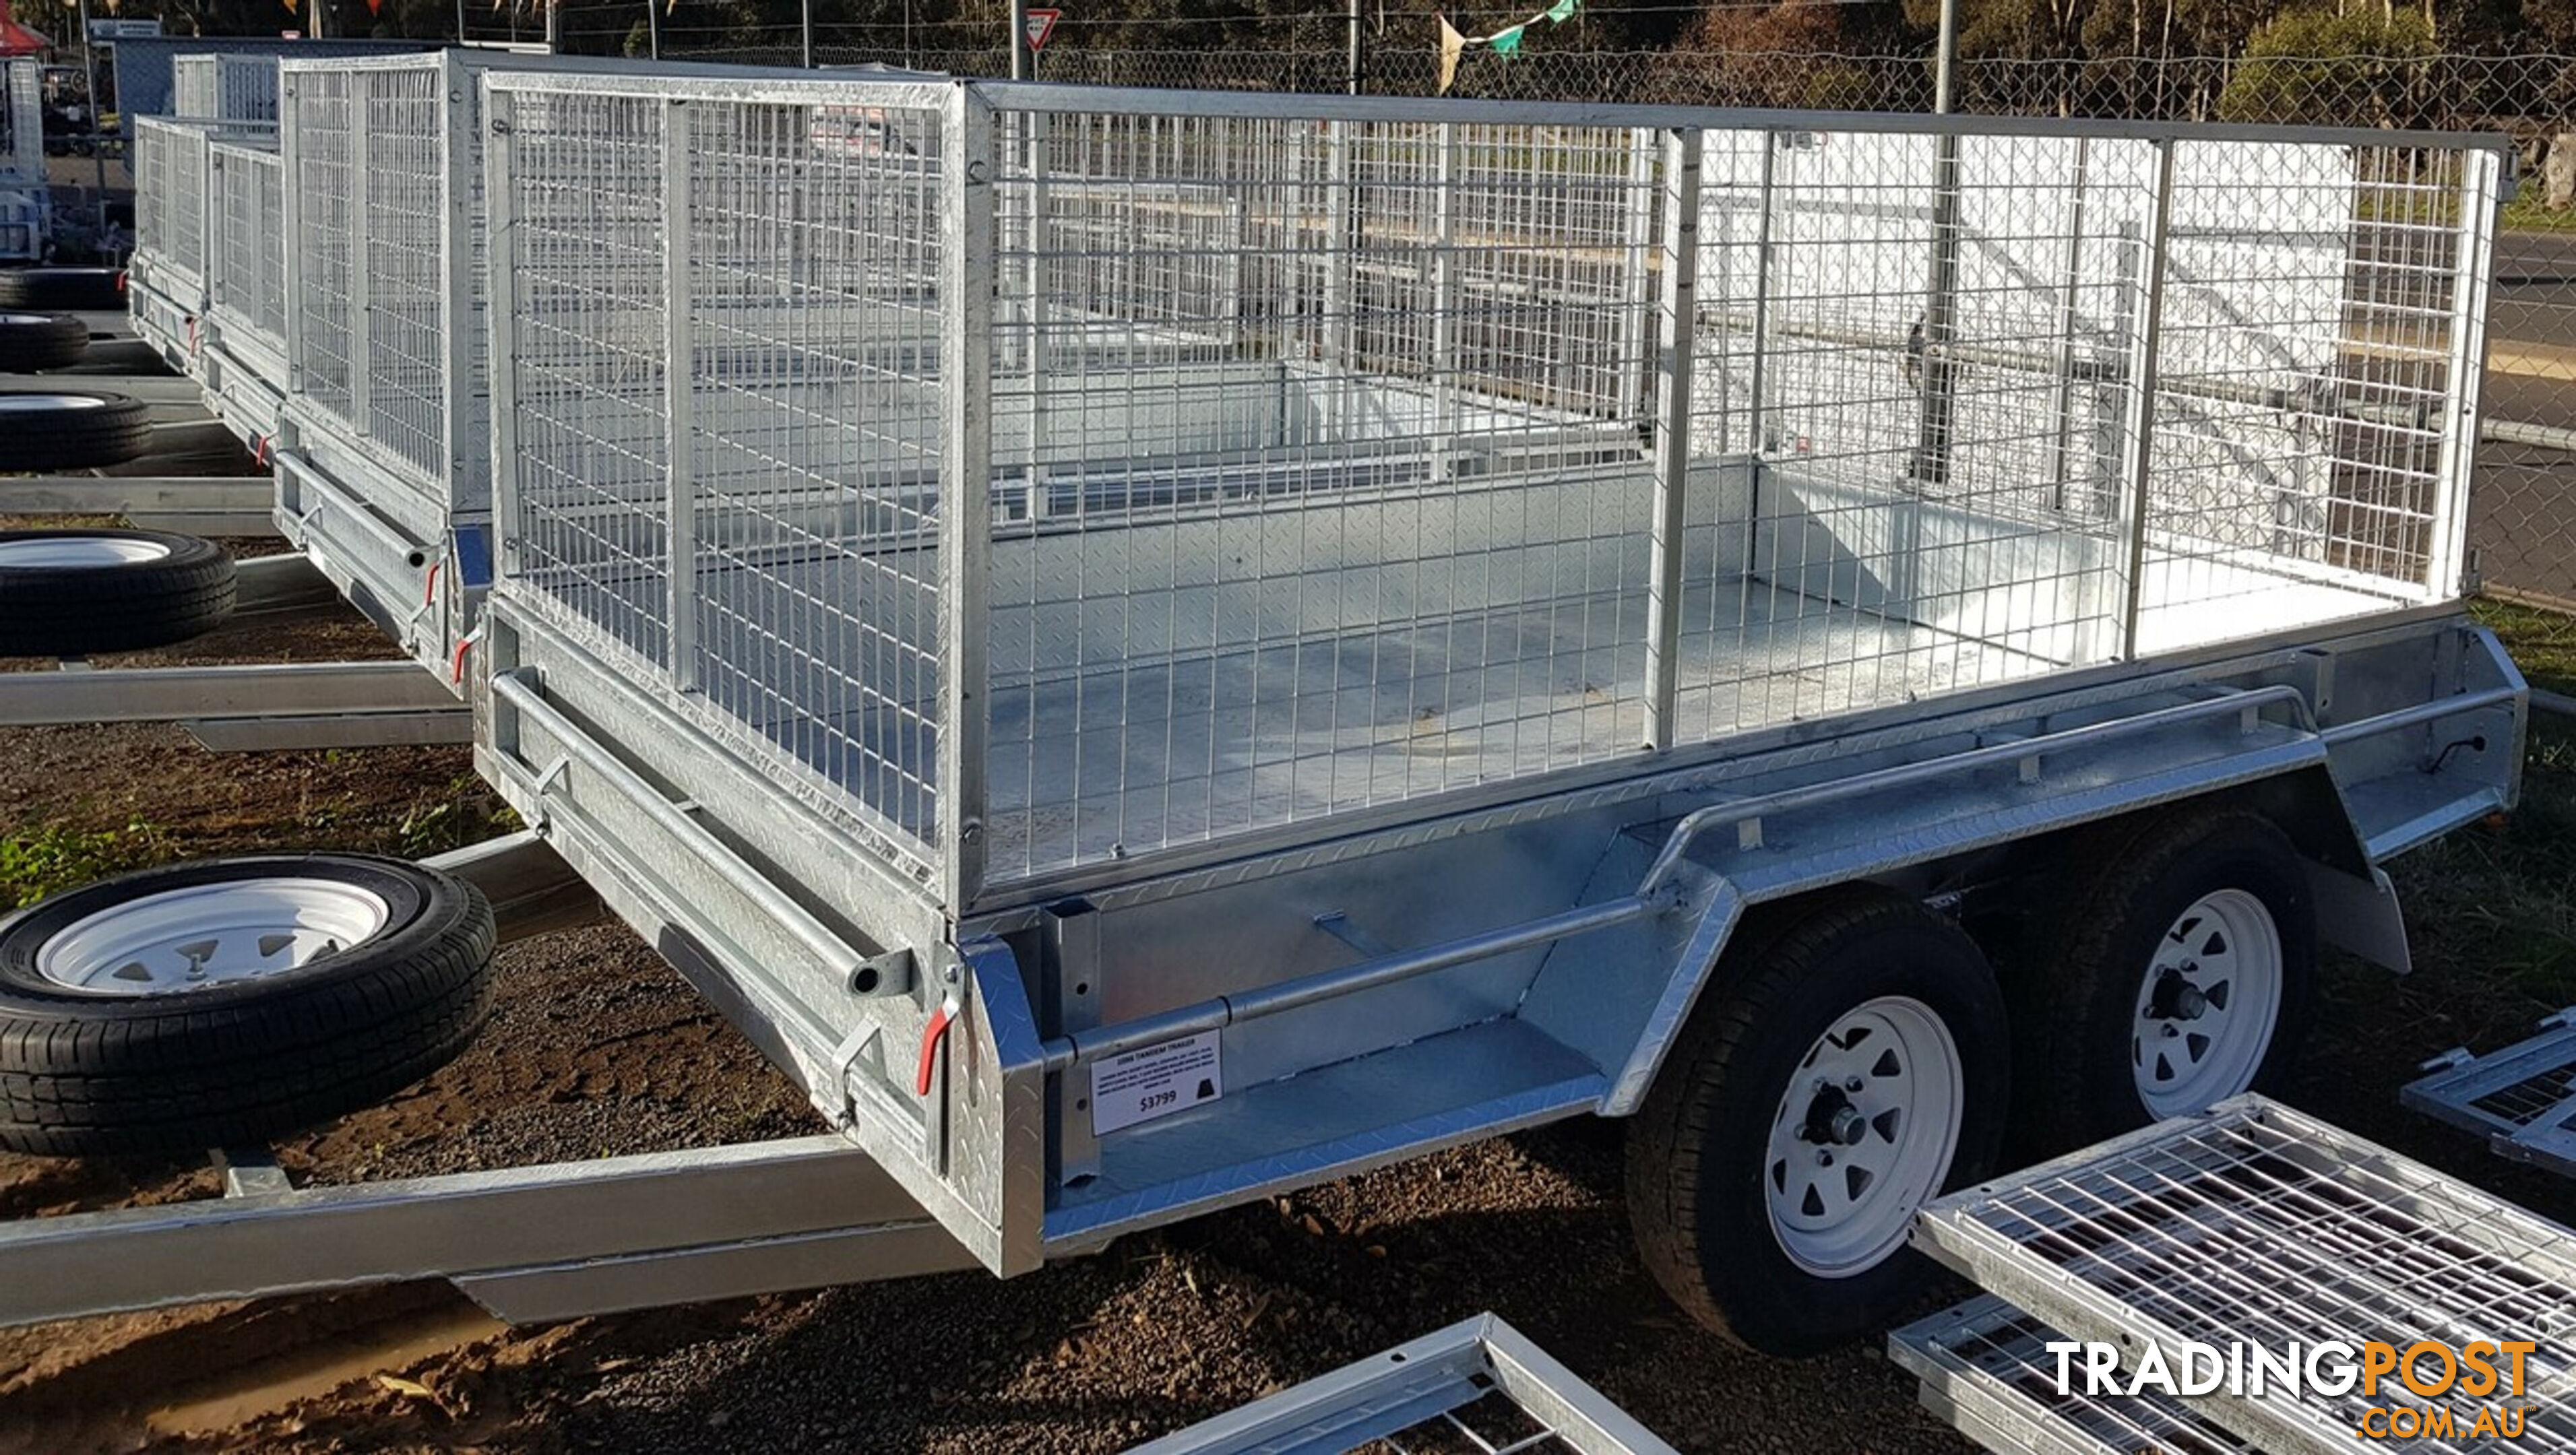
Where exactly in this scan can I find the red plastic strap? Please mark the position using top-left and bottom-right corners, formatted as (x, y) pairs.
(185, 316), (199, 353)
(115, 270), (128, 294)
(449, 634), (472, 684)
(423, 560), (441, 606)
(915, 996), (959, 1097)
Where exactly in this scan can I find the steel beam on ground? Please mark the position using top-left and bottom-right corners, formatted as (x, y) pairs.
(0, 474), (276, 536)
(0, 1134), (970, 1327)
(233, 551), (340, 612)
(0, 660), (459, 728)
(422, 830), (604, 944)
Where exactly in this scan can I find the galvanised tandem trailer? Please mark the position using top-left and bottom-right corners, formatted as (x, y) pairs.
(0, 73), (2529, 1384)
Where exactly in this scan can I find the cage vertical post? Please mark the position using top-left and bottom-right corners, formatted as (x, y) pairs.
(1619, 129), (1660, 424)
(280, 79), (307, 401)
(1323, 119), (1354, 373)
(1017, 111), (1050, 488)
(2116, 137), (2178, 659)
(347, 105), (374, 441)
(1740, 135), (1776, 569)
(482, 87), (524, 588)
(439, 56), (477, 490)
(2044, 136), (2092, 513)
(1645, 127), (1703, 753)
(939, 84), (997, 914)
(1428, 122), (1462, 482)
(662, 99), (699, 691)
(2428, 146), (2500, 602)
(1913, 130), (1964, 488)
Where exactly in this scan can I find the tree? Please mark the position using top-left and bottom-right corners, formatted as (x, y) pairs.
(2216, 6), (2436, 126)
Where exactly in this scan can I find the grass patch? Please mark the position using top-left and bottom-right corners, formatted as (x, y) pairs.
(2474, 597), (2576, 697)
(389, 774), (524, 860)
(2389, 720), (2576, 1007)
(0, 819), (173, 910)
(2503, 191), (2576, 237)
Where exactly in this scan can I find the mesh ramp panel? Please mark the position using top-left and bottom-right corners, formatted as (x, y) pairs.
(1913, 1094), (2576, 1454)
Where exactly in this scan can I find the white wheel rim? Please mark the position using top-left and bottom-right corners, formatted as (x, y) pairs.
(0, 536), (171, 568)
(0, 313), (57, 326)
(0, 393), (109, 412)
(1764, 995), (1966, 1278)
(2131, 888), (2283, 1118)
(35, 879), (392, 996)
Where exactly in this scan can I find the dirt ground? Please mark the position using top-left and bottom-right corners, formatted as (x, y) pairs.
(0, 540), (2572, 1453)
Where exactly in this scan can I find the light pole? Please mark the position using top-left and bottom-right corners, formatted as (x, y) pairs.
(74, 0), (105, 238)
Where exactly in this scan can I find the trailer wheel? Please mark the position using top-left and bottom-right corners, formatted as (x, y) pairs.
(0, 313), (91, 373)
(2014, 808), (2314, 1152)
(0, 529), (237, 658)
(1626, 888), (2009, 1357)
(0, 390), (155, 470)
(0, 267), (125, 313)
(0, 855), (497, 1157)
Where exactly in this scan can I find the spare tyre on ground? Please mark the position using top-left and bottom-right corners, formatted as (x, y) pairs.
(0, 528), (238, 657)
(0, 389), (155, 470)
(0, 313), (90, 373)
(0, 267), (125, 313)
(0, 855), (499, 1157)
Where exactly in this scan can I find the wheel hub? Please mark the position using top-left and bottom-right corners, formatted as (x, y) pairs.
(1802, 1086), (1871, 1146)
(2130, 888), (2284, 1118)
(2145, 967), (2208, 1022)
(1764, 996), (1965, 1278)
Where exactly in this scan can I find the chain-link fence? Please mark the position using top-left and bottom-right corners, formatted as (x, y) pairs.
(597, 20), (2576, 676)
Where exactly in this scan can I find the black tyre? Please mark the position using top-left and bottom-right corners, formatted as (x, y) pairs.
(0, 389), (154, 470)
(0, 529), (237, 657)
(1627, 888), (2010, 1357)
(2011, 807), (2315, 1154)
(0, 312), (90, 373)
(0, 267), (125, 313)
(0, 855), (497, 1157)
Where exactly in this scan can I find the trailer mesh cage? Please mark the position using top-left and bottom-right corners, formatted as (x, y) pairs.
(170, 52), (282, 126)
(480, 77), (2503, 909)
(280, 61), (466, 498)
(0, 57), (40, 188)
(208, 139), (286, 361)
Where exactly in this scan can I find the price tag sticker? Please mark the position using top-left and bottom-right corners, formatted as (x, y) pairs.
(1089, 1031), (1222, 1136)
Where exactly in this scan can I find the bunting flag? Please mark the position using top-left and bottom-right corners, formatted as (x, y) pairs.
(1437, 14), (1466, 94)
(1436, 0), (1576, 92)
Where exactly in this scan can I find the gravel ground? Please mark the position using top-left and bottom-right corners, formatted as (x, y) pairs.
(0, 532), (2571, 1454)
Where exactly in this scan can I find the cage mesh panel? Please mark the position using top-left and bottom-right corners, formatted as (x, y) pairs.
(681, 98), (947, 858)
(984, 110), (1662, 878)
(289, 73), (357, 424)
(143, 120), (212, 289)
(499, 89), (674, 675)
(208, 142), (286, 354)
(2135, 140), (2459, 655)
(133, 121), (168, 276)
(360, 67), (450, 486)
(171, 56), (215, 120)
(1683, 129), (2145, 744)
(1, 59), (38, 189)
